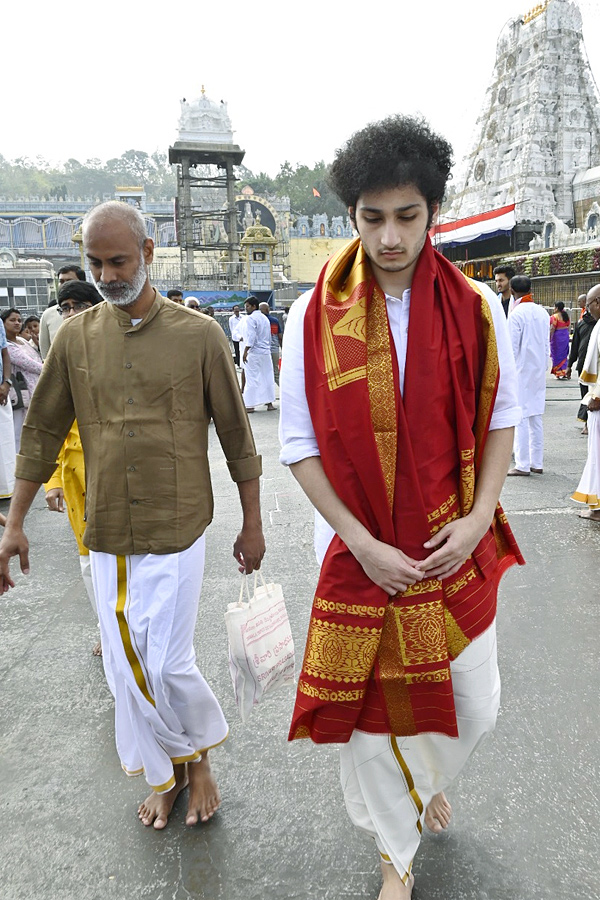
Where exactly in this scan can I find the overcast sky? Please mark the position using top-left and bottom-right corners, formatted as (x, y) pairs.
(4, 0), (600, 177)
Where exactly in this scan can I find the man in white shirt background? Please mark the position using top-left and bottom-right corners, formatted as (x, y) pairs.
(229, 304), (245, 368)
(507, 275), (550, 476)
(242, 296), (276, 413)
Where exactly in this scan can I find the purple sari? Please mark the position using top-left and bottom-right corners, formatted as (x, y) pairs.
(550, 316), (569, 377)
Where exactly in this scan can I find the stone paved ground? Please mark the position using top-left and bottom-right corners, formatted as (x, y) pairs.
(1, 372), (598, 900)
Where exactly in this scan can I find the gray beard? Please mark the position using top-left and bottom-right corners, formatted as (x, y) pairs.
(93, 257), (147, 307)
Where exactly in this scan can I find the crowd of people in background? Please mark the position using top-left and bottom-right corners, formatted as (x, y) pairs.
(0, 274), (286, 505)
(492, 267), (600, 521)
(1, 265), (598, 521)
(0, 146), (598, 900)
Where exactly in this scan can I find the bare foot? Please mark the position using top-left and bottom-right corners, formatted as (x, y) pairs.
(578, 508), (600, 520)
(185, 752), (221, 825)
(138, 764), (188, 830)
(378, 860), (413, 899)
(92, 641), (102, 657)
(425, 791), (452, 833)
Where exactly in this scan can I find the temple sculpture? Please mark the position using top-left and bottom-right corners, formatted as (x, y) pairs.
(448, 0), (600, 248)
(177, 86), (234, 144)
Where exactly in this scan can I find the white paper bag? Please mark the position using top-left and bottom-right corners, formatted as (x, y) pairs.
(225, 572), (295, 722)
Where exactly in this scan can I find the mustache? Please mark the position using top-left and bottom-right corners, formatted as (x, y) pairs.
(97, 281), (130, 292)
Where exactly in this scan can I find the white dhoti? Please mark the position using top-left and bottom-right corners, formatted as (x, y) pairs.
(340, 624), (500, 882)
(572, 409), (600, 509)
(243, 352), (276, 408)
(79, 555), (98, 615)
(0, 401), (16, 498)
(514, 413), (543, 471)
(90, 534), (228, 793)
(12, 407), (26, 454)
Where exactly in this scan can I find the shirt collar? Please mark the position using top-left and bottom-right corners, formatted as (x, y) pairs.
(105, 286), (163, 331)
(385, 289), (411, 303)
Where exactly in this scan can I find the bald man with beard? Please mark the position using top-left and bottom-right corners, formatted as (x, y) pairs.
(0, 201), (265, 830)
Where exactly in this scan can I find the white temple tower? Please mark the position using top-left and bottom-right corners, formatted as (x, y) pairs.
(448, 0), (600, 245)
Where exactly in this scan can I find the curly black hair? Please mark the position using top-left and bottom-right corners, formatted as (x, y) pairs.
(329, 115), (453, 220)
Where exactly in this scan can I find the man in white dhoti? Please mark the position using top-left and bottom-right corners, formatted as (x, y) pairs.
(242, 296), (276, 412)
(572, 287), (600, 520)
(0, 317), (15, 501)
(279, 115), (523, 899)
(0, 201), (265, 831)
(507, 275), (550, 477)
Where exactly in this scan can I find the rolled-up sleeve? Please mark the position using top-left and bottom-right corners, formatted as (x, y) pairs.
(279, 290), (321, 466)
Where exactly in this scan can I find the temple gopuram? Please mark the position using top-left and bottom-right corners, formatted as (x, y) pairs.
(434, 0), (600, 303)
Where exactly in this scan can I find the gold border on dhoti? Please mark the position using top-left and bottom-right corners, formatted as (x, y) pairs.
(115, 555), (155, 707)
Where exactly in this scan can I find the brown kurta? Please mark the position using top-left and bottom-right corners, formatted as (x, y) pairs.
(17, 289), (262, 555)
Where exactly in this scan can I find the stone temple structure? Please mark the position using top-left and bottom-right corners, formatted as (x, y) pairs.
(177, 92), (234, 144)
(448, 0), (600, 251)
(169, 88), (244, 288)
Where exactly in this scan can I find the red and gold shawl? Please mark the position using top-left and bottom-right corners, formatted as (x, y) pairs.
(289, 236), (524, 744)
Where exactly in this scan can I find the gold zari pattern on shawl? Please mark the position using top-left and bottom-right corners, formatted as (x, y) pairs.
(320, 240), (370, 391)
(393, 601), (448, 668)
(298, 681), (366, 703)
(469, 278), (501, 458)
(313, 596), (386, 618)
(303, 618), (380, 683)
(366, 283), (398, 510)
(444, 608), (470, 658)
(295, 246), (505, 738)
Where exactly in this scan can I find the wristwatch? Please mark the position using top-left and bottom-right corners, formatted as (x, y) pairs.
(2, 380), (10, 386)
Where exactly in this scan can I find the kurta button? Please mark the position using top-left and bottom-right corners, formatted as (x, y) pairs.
(131, 500), (138, 506)
(129, 466), (136, 472)
(126, 362), (132, 369)
(128, 431), (135, 437)
(128, 398), (134, 404)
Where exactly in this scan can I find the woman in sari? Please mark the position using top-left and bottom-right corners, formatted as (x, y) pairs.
(1, 308), (43, 451)
(549, 301), (570, 379)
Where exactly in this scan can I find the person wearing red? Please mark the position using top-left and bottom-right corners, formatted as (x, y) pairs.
(549, 301), (570, 378)
(279, 115), (523, 899)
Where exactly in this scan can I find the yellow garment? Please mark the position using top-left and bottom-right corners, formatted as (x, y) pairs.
(44, 420), (88, 556)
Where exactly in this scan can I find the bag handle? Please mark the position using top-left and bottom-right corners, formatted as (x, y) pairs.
(237, 570), (270, 606)
(238, 574), (251, 606)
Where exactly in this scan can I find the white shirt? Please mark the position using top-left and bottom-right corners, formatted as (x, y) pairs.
(508, 299), (550, 418)
(245, 309), (271, 355)
(279, 281), (520, 467)
(229, 313), (245, 342)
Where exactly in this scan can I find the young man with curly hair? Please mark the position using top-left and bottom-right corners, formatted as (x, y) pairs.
(279, 116), (523, 898)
